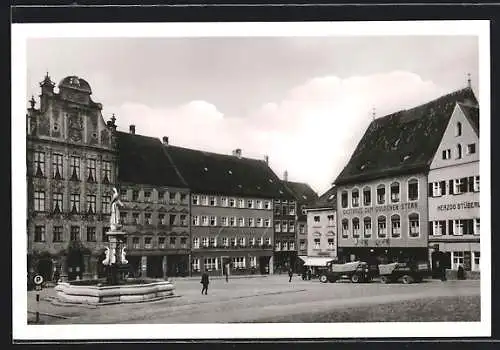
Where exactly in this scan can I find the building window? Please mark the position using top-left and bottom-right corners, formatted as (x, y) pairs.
(103, 227), (109, 242)
(232, 257), (245, 269)
(180, 193), (187, 203)
(442, 149), (451, 160)
(328, 238), (334, 250)
(265, 237), (271, 246)
(313, 238), (320, 250)
(474, 176), (480, 192)
(247, 199), (254, 208)
(264, 201), (271, 210)
(238, 217), (245, 227)
(143, 191), (151, 203)
(132, 190), (139, 201)
(300, 240), (306, 250)
(265, 218), (272, 228)
(256, 218), (263, 227)
(274, 206), (281, 216)
(52, 153), (63, 180)
(457, 144), (463, 159)
(391, 215), (401, 238)
(200, 215), (209, 227)
(157, 191), (165, 202)
(249, 237), (256, 246)
(102, 196), (111, 215)
(327, 214), (335, 226)
(408, 179), (419, 201)
(363, 217), (372, 238)
(70, 226), (80, 241)
(34, 225), (45, 242)
(229, 198), (236, 207)
(70, 194), (80, 213)
(473, 251), (480, 271)
(229, 216), (236, 227)
(156, 236), (164, 249)
(377, 185), (386, 205)
(202, 237), (209, 247)
(456, 122), (462, 136)
(289, 221), (295, 232)
(363, 187), (371, 206)
(351, 189), (360, 207)
(132, 237), (140, 249)
(431, 181), (446, 197)
(248, 217), (255, 227)
(193, 237), (200, 249)
(299, 224), (305, 234)
(390, 182), (400, 203)
(200, 195), (208, 206)
(158, 213), (166, 225)
(377, 216), (387, 238)
(86, 194), (96, 214)
(408, 213), (420, 237)
(207, 196), (216, 206)
(180, 215), (187, 226)
(474, 218), (480, 235)
(454, 178), (468, 194)
(258, 237), (264, 246)
(102, 161), (111, 183)
(220, 217), (228, 227)
(52, 192), (63, 213)
(53, 226), (63, 242)
(275, 220), (281, 232)
(230, 237), (237, 247)
(192, 215), (199, 226)
(467, 143), (476, 154)
(87, 227), (96, 242)
(144, 213), (152, 225)
(314, 216), (320, 224)
(452, 251), (465, 270)
(69, 156), (80, 181)
(342, 219), (349, 238)
(249, 256), (257, 268)
(282, 205), (288, 216)
(352, 218), (360, 238)
(341, 191), (348, 208)
(282, 241), (288, 250)
(34, 191), (46, 212)
(87, 158), (96, 182)
(238, 199), (244, 208)
(238, 237), (246, 247)
(192, 258), (200, 272)
(282, 221), (288, 232)
(133, 212), (139, 224)
(289, 205), (296, 215)
(119, 212), (127, 224)
(221, 197), (228, 207)
(256, 200), (263, 209)
(169, 237), (176, 247)
(205, 258), (218, 271)
(222, 237), (229, 247)
(120, 189), (128, 201)
(431, 220), (446, 236)
(34, 151), (45, 177)
(180, 237), (187, 248)
(192, 195), (199, 205)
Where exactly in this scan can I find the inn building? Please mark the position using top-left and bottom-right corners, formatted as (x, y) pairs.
(164, 147), (291, 276)
(334, 87), (478, 266)
(27, 74), (118, 281)
(428, 101), (480, 275)
(116, 128), (191, 278)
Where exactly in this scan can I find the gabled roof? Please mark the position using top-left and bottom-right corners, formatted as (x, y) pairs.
(334, 87), (478, 185)
(164, 145), (294, 199)
(305, 186), (337, 210)
(458, 102), (479, 136)
(283, 181), (319, 204)
(117, 131), (187, 188)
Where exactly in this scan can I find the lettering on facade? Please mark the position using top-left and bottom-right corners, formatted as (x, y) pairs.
(342, 202), (418, 216)
(436, 201), (480, 212)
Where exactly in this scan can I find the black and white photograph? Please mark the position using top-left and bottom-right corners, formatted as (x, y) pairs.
(12, 20), (490, 340)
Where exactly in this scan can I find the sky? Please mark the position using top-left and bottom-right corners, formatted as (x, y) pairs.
(26, 35), (478, 195)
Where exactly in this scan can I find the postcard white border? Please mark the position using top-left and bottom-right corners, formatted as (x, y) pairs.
(12, 20), (491, 340)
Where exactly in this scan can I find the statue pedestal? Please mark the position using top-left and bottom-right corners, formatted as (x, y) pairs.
(104, 230), (128, 284)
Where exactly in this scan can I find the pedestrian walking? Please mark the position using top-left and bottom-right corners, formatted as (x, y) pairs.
(288, 268), (293, 283)
(307, 268), (312, 280)
(201, 269), (209, 295)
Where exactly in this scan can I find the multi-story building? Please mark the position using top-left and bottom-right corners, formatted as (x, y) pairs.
(281, 175), (319, 272)
(301, 186), (338, 272)
(428, 101), (480, 277)
(116, 128), (190, 278)
(334, 87), (477, 266)
(164, 147), (289, 276)
(27, 74), (117, 281)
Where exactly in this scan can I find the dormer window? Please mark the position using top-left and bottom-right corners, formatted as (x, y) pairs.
(456, 122), (462, 136)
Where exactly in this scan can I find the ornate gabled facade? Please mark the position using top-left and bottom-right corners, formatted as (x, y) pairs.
(27, 74), (118, 281)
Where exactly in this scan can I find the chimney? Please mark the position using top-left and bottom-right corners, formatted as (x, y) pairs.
(162, 136), (169, 145)
(264, 155), (269, 165)
(284, 170), (288, 181)
(232, 148), (242, 158)
(129, 125), (135, 134)
(467, 73), (472, 88)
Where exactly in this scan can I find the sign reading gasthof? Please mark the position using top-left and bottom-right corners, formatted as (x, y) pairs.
(437, 201), (480, 211)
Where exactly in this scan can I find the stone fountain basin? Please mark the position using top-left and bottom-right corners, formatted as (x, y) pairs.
(54, 278), (175, 305)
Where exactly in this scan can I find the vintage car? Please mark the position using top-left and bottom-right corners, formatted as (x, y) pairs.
(378, 261), (430, 284)
(318, 261), (373, 283)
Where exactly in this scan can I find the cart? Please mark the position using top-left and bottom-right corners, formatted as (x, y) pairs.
(378, 261), (430, 284)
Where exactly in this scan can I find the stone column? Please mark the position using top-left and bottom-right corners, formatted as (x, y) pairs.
(162, 255), (167, 279)
(141, 256), (147, 277)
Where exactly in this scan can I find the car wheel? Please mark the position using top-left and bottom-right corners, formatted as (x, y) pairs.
(319, 274), (328, 283)
(402, 275), (413, 284)
(380, 276), (390, 284)
(351, 274), (360, 283)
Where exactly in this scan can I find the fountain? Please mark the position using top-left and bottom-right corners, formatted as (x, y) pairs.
(54, 188), (175, 305)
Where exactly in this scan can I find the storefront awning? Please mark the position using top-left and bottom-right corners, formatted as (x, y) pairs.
(298, 256), (335, 267)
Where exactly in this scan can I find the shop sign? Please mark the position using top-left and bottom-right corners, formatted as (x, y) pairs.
(343, 202), (418, 216)
(437, 201), (479, 212)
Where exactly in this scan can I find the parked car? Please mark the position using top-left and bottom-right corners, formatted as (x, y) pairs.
(378, 261), (430, 284)
(319, 261), (373, 283)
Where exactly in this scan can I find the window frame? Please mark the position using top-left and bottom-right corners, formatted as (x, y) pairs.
(408, 212), (420, 238)
(377, 215), (387, 238)
(390, 214), (401, 238)
(407, 178), (419, 202)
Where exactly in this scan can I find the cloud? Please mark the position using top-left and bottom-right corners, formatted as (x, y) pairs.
(110, 70), (447, 195)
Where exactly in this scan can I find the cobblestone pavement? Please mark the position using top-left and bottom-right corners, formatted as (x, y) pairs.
(27, 275), (480, 324)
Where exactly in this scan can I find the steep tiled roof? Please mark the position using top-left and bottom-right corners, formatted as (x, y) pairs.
(334, 87), (478, 185)
(458, 102), (479, 136)
(283, 181), (319, 205)
(164, 145), (294, 199)
(305, 186), (337, 210)
(117, 132), (187, 188)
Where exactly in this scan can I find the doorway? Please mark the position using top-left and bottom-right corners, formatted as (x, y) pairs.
(147, 255), (164, 278)
(259, 256), (270, 275)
